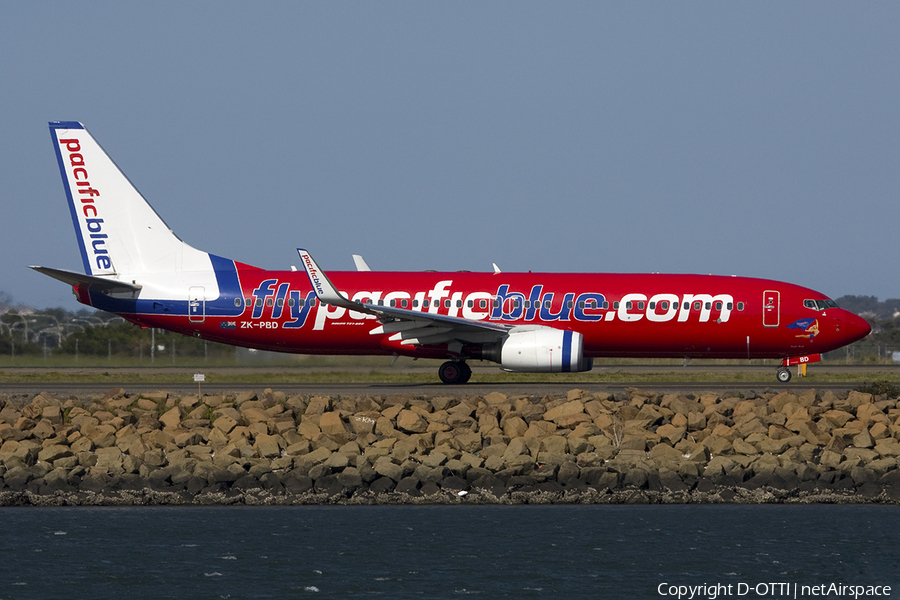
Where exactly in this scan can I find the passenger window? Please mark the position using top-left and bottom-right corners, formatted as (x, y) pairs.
(467, 300), (473, 308)
(613, 301), (619, 309)
(234, 298), (241, 308)
(705, 302), (711, 310)
(726, 302), (733, 310)
(638, 302), (645, 310)
(649, 302), (656, 310)
(288, 298), (295, 307)
(626, 301), (632, 310)
(277, 298), (283, 307)
(693, 302), (701, 310)
(457, 300), (462, 308)
(298, 298), (305, 307)
(737, 302), (744, 311)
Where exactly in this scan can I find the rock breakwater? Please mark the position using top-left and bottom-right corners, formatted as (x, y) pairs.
(1, 387), (899, 506)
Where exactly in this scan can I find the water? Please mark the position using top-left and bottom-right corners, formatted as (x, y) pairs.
(0, 505), (897, 599)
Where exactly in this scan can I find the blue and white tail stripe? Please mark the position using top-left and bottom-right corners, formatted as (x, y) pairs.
(46, 121), (232, 314)
(86, 253), (245, 318)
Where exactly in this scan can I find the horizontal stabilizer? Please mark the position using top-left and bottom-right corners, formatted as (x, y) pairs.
(30, 266), (142, 294)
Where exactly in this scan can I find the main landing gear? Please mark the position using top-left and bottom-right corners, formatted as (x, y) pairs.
(439, 360), (472, 384)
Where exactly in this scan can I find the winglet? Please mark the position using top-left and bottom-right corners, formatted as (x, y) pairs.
(352, 254), (371, 271)
(297, 249), (363, 312)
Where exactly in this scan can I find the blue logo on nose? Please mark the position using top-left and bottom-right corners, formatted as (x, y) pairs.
(787, 318), (819, 339)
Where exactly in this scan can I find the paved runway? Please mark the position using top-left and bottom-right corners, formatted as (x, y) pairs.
(0, 381), (881, 398)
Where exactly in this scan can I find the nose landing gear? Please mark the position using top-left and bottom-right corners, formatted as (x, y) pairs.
(776, 367), (792, 383)
(778, 353), (821, 383)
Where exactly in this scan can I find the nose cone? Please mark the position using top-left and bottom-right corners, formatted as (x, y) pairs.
(836, 310), (871, 345)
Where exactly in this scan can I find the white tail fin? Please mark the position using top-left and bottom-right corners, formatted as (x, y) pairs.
(49, 121), (209, 278)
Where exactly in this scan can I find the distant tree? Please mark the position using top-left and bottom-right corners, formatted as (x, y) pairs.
(0, 291), (14, 310)
(42, 307), (72, 322)
(835, 295), (900, 320)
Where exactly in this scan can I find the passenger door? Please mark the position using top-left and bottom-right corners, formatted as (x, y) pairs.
(763, 290), (779, 327)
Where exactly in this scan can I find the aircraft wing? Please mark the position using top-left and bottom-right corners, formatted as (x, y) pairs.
(297, 249), (511, 347)
(363, 302), (512, 346)
(30, 266), (142, 295)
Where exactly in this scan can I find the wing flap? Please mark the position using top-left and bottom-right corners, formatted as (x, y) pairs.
(389, 326), (454, 342)
(370, 319), (434, 335)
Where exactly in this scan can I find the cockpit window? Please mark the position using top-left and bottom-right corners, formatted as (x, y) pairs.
(804, 299), (838, 311)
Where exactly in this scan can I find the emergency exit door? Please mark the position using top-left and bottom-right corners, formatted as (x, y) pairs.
(763, 290), (779, 327)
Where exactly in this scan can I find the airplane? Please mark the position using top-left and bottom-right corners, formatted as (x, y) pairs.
(33, 121), (871, 384)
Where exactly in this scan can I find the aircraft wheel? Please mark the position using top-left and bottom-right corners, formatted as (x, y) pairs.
(776, 367), (792, 383)
(439, 361), (470, 384)
(458, 361), (472, 384)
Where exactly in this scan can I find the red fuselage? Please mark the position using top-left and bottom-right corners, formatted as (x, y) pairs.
(96, 264), (870, 362)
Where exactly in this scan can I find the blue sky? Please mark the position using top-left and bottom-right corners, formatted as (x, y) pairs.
(3, 2), (898, 310)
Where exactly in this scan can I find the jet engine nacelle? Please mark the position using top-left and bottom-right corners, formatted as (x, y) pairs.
(482, 327), (593, 373)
